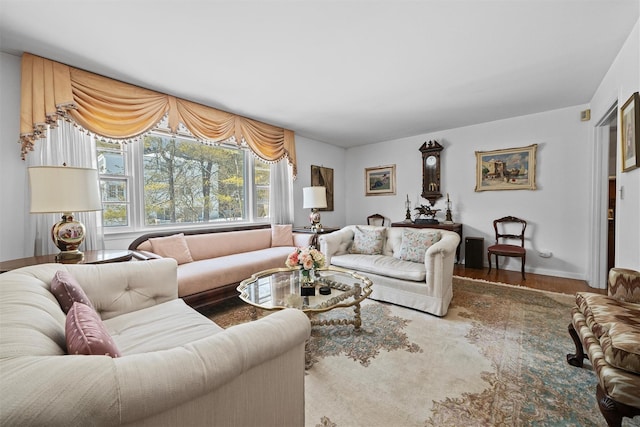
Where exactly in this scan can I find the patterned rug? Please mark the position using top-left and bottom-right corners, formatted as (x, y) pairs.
(207, 277), (640, 427)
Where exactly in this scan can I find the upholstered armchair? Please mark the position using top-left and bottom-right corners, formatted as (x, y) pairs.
(567, 268), (640, 426)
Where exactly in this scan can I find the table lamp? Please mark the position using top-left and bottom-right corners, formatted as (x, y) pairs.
(303, 186), (327, 231)
(28, 165), (102, 261)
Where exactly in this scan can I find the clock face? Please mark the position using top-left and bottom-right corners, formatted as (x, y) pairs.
(426, 155), (437, 167)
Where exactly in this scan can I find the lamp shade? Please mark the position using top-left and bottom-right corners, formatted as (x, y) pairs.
(29, 166), (102, 213)
(303, 186), (327, 209)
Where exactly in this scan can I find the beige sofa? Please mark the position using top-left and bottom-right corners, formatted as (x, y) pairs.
(319, 225), (460, 316)
(129, 224), (312, 310)
(0, 258), (311, 426)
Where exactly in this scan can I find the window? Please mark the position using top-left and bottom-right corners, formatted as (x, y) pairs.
(97, 132), (271, 231)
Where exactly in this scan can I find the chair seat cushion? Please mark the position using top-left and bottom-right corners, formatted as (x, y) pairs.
(575, 292), (640, 375)
(487, 244), (525, 255)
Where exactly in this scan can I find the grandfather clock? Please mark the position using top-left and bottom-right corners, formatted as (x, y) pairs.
(420, 140), (444, 206)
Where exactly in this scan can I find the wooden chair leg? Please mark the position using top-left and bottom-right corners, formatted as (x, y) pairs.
(487, 252), (492, 273)
(595, 383), (640, 427)
(521, 254), (526, 280)
(566, 323), (586, 367)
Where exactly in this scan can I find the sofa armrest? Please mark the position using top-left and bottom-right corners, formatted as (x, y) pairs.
(60, 258), (179, 320)
(319, 227), (354, 264)
(608, 268), (640, 303)
(424, 230), (460, 295)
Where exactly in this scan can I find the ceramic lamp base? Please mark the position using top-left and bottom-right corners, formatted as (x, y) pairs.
(51, 213), (86, 256)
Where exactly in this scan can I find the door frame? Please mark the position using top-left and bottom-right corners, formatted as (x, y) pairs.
(588, 103), (617, 289)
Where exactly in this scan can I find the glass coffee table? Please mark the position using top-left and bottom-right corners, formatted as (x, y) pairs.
(237, 266), (373, 329)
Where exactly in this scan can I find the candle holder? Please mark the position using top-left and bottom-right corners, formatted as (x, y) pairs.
(444, 194), (454, 224)
(404, 194), (413, 222)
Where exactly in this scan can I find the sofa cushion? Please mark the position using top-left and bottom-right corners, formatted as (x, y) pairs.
(331, 254), (426, 282)
(149, 233), (194, 265)
(349, 226), (385, 255)
(271, 224), (294, 247)
(105, 299), (223, 354)
(65, 302), (121, 357)
(51, 270), (94, 313)
(576, 292), (640, 375)
(395, 228), (441, 263)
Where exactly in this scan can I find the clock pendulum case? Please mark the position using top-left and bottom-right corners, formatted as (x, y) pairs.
(419, 140), (444, 206)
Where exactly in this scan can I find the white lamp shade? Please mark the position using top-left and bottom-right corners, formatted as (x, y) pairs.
(29, 166), (102, 213)
(303, 186), (327, 209)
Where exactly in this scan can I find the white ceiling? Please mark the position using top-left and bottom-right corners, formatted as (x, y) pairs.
(1, 0), (638, 148)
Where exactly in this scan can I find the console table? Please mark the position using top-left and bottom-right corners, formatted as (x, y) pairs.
(292, 226), (340, 248)
(391, 222), (463, 263)
(0, 249), (134, 273)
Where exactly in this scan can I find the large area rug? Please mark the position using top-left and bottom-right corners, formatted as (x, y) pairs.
(209, 277), (640, 427)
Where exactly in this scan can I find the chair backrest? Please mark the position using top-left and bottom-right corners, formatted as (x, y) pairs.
(493, 216), (526, 247)
(367, 213), (386, 226)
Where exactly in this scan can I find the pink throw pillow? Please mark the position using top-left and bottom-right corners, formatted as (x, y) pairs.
(271, 224), (294, 247)
(51, 270), (94, 314)
(149, 233), (194, 264)
(65, 302), (121, 358)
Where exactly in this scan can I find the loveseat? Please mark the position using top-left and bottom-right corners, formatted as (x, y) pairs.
(319, 225), (460, 316)
(128, 224), (312, 310)
(567, 267), (640, 426)
(0, 258), (311, 426)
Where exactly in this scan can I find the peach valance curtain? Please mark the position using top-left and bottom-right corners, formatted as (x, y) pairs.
(19, 53), (297, 176)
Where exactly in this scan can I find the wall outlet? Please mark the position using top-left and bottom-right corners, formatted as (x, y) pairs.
(539, 251), (552, 258)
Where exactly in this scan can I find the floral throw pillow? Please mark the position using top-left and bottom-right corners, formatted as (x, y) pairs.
(396, 229), (442, 263)
(349, 226), (386, 255)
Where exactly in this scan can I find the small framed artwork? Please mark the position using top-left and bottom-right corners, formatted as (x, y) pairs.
(621, 92), (639, 172)
(475, 144), (537, 192)
(365, 165), (396, 196)
(311, 165), (334, 211)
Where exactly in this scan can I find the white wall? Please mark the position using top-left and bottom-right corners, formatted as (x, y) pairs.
(590, 18), (640, 272)
(345, 105), (592, 280)
(0, 52), (29, 261)
(292, 136), (347, 228)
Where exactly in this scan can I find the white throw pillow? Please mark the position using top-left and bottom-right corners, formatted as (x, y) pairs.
(271, 224), (294, 247)
(349, 226), (386, 255)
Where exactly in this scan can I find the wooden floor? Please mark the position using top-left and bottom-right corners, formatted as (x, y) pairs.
(453, 264), (607, 295)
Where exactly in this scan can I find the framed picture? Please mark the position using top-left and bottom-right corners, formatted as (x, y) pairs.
(311, 165), (334, 211)
(365, 165), (396, 196)
(621, 92), (639, 172)
(475, 144), (537, 192)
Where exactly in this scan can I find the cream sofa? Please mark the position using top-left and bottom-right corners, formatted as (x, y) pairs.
(319, 225), (460, 316)
(0, 258), (311, 426)
(129, 224), (312, 310)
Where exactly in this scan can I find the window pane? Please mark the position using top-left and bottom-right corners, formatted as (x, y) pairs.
(142, 135), (246, 226)
(100, 179), (128, 227)
(97, 141), (125, 176)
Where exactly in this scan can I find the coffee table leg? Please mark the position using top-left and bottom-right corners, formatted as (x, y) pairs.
(353, 302), (362, 329)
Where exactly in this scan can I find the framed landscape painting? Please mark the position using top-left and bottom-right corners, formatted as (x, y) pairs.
(621, 92), (639, 172)
(475, 144), (537, 192)
(365, 165), (396, 196)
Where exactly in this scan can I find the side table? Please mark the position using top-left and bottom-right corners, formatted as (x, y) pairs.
(0, 249), (134, 273)
(391, 222), (463, 263)
(292, 226), (340, 248)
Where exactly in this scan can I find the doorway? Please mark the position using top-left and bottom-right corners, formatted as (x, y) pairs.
(589, 104), (618, 289)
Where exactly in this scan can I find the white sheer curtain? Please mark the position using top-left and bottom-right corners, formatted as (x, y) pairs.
(269, 159), (294, 225)
(26, 121), (104, 256)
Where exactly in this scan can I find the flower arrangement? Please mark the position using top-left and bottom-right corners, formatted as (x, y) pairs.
(286, 246), (326, 271)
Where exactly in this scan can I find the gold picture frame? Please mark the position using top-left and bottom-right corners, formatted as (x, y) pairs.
(475, 144), (537, 192)
(311, 165), (334, 211)
(621, 92), (639, 172)
(365, 165), (396, 196)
